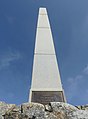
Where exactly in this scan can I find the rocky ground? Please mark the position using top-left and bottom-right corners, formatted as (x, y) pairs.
(0, 101), (88, 119)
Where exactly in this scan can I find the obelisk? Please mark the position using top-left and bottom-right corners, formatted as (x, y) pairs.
(29, 8), (66, 104)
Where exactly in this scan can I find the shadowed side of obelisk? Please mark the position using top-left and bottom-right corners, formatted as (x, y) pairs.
(29, 8), (66, 104)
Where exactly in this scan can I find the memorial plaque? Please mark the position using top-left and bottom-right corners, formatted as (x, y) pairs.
(31, 91), (65, 105)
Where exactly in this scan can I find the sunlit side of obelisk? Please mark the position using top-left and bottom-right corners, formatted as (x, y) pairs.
(29, 8), (66, 104)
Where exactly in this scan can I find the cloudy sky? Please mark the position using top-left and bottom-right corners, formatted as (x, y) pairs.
(0, 0), (88, 105)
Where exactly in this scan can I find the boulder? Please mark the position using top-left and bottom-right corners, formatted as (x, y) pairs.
(0, 101), (88, 119)
(0, 102), (15, 119)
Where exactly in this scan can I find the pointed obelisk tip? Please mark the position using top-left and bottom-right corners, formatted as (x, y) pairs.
(39, 7), (47, 14)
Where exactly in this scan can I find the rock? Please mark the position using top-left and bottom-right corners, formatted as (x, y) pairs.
(49, 102), (88, 119)
(21, 103), (45, 119)
(68, 110), (88, 119)
(0, 101), (88, 119)
(76, 104), (88, 110)
(45, 103), (53, 112)
(0, 102), (15, 119)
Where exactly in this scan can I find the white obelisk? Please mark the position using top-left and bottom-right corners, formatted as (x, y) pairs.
(29, 8), (66, 104)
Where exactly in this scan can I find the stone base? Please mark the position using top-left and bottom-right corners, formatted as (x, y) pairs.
(31, 91), (65, 105)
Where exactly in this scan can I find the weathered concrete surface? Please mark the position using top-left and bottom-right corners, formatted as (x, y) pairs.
(0, 101), (88, 119)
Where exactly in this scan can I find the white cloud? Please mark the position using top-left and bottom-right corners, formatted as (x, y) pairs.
(66, 65), (88, 103)
(83, 64), (88, 75)
(0, 50), (20, 70)
(66, 75), (83, 101)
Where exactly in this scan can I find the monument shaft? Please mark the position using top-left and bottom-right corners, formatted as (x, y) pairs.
(29, 8), (66, 104)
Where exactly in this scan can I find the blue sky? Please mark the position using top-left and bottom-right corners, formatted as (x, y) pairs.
(0, 0), (88, 105)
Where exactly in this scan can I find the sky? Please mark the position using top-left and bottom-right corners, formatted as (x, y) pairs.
(0, 0), (88, 105)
